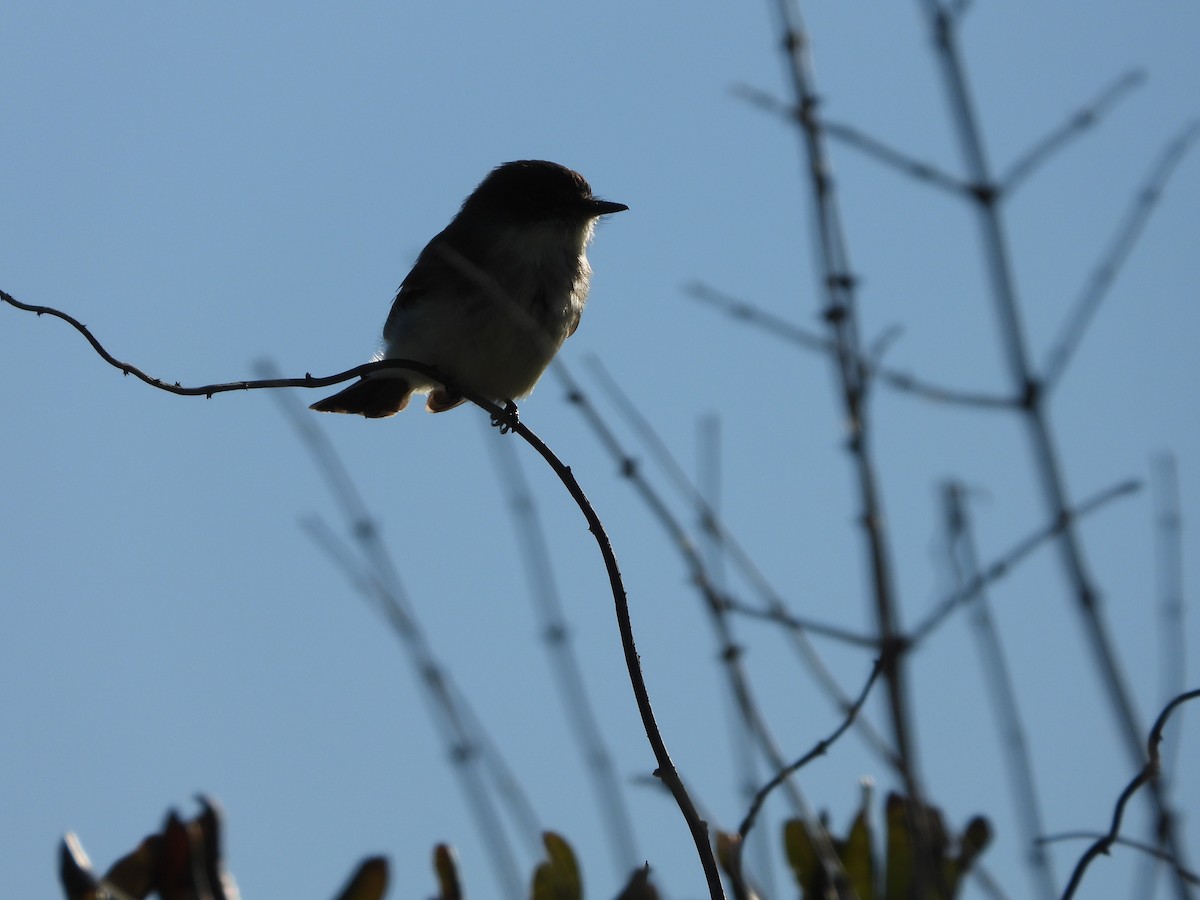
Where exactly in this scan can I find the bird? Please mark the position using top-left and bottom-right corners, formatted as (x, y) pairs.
(310, 160), (627, 419)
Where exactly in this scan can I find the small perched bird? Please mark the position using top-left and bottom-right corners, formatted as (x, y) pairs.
(310, 160), (627, 418)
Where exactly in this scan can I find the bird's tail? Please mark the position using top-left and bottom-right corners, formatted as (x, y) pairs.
(309, 377), (413, 418)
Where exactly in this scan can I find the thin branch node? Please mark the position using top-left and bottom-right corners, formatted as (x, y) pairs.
(826, 272), (858, 291)
(1020, 378), (1041, 410)
(822, 303), (847, 324)
(881, 634), (910, 661)
(970, 181), (1000, 205)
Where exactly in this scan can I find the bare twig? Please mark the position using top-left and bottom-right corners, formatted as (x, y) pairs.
(1060, 689), (1200, 900)
(911, 479), (1141, 646)
(1001, 70), (1146, 195)
(300, 516), (529, 898)
(824, 117), (971, 195)
(733, 81), (970, 195)
(1041, 121), (1200, 390)
(686, 282), (1017, 408)
(942, 483), (1057, 900)
(1152, 455), (1187, 780)
(0, 289), (407, 397)
(716, 597), (878, 649)
(1, 290), (726, 900)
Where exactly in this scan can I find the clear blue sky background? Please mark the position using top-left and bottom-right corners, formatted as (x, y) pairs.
(2, 3), (1197, 898)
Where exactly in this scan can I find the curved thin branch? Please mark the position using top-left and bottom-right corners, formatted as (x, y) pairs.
(1060, 688), (1200, 900)
(736, 659), (882, 844)
(1, 288), (416, 397)
(1, 288), (726, 900)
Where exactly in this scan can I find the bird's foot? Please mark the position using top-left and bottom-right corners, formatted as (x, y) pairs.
(491, 400), (520, 434)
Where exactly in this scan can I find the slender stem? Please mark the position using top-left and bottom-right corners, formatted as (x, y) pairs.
(509, 411), (725, 899)
(942, 483), (1057, 900)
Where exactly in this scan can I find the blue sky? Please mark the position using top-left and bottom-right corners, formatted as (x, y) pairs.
(2, 3), (1198, 898)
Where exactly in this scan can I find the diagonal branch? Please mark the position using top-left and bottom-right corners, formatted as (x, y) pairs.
(687, 282), (1017, 408)
(260, 360), (546, 886)
(299, 515), (530, 898)
(736, 659), (883, 844)
(1001, 70), (1146, 196)
(732, 82), (970, 195)
(942, 482), (1057, 899)
(911, 479), (1141, 647)
(1041, 121), (1200, 390)
(824, 118), (971, 195)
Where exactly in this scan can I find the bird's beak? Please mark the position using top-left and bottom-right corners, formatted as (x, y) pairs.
(587, 198), (629, 216)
